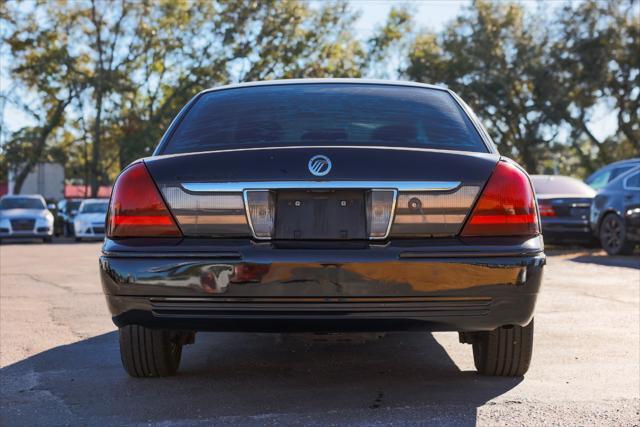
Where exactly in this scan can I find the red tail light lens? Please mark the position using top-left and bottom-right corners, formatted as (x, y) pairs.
(461, 161), (539, 237)
(538, 203), (556, 217)
(107, 162), (181, 237)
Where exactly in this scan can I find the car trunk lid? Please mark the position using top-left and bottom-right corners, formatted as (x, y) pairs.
(144, 146), (500, 239)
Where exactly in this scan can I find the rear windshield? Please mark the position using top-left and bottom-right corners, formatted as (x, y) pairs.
(531, 176), (596, 196)
(0, 198), (45, 210)
(162, 83), (487, 154)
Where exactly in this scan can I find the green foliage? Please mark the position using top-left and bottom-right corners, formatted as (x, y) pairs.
(1, 0), (638, 191)
(405, 0), (639, 175)
(2, 0), (371, 194)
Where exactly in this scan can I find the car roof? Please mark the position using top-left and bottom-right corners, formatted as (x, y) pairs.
(0, 194), (44, 200)
(199, 78), (449, 96)
(598, 158), (640, 171)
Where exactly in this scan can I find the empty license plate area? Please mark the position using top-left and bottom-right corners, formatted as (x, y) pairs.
(274, 190), (366, 240)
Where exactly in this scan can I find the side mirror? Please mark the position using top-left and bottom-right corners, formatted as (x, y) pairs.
(48, 203), (56, 210)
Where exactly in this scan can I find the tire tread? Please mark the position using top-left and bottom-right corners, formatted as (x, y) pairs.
(118, 325), (182, 377)
(472, 319), (534, 376)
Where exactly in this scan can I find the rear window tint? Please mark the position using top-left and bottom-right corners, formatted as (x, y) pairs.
(531, 176), (596, 196)
(162, 84), (487, 154)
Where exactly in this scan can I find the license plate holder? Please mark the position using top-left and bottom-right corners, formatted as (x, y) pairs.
(274, 190), (366, 239)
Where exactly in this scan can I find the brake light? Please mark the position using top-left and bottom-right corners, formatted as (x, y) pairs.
(538, 203), (556, 217)
(107, 162), (181, 237)
(461, 161), (539, 237)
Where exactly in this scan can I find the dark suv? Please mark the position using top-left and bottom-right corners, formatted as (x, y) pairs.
(100, 80), (544, 378)
(591, 166), (640, 255)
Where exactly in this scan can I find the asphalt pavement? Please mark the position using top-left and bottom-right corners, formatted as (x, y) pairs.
(0, 240), (638, 426)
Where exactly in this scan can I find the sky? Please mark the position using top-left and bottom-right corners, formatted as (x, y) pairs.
(0, 0), (617, 141)
(353, 0), (466, 35)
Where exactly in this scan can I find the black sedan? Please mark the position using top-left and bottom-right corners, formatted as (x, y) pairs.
(591, 166), (640, 255)
(530, 175), (596, 244)
(100, 79), (544, 378)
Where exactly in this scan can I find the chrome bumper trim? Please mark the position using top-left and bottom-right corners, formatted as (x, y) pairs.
(181, 181), (461, 193)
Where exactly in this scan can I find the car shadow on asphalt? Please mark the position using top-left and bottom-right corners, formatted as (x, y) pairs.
(0, 331), (522, 425)
(546, 247), (639, 270)
(569, 252), (640, 270)
(569, 254), (639, 269)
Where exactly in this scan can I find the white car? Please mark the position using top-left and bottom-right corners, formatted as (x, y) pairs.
(74, 199), (109, 241)
(0, 195), (54, 243)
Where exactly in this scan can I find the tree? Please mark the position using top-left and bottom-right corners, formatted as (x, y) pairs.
(404, 0), (638, 175)
(2, 2), (80, 193)
(2, 0), (377, 193)
(405, 0), (558, 172)
(543, 0), (639, 171)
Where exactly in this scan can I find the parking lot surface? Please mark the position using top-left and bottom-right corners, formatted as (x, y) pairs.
(1, 241), (638, 426)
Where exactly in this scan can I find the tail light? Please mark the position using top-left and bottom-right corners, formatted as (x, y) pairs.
(107, 162), (182, 237)
(538, 203), (556, 217)
(461, 161), (539, 237)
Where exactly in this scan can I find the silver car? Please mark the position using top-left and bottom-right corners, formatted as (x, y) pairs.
(73, 199), (109, 241)
(0, 195), (54, 243)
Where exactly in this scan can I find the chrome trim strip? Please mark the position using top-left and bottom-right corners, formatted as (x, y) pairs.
(153, 145), (497, 161)
(182, 181), (461, 193)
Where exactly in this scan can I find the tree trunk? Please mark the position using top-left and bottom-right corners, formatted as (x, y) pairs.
(12, 99), (69, 194)
(519, 141), (538, 174)
(90, 89), (103, 198)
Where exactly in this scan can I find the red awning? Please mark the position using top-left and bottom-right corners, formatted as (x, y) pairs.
(64, 184), (112, 198)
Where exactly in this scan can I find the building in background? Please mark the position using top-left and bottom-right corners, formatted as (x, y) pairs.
(7, 163), (65, 200)
(64, 184), (112, 199)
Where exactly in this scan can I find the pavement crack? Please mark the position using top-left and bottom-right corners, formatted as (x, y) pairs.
(575, 291), (637, 306)
(3, 273), (74, 293)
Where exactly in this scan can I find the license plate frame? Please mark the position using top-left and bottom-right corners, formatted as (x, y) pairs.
(274, 190), (366, 240)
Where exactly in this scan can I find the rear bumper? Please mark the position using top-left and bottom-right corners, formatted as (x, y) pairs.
(0, 229), (53, 238)
(100, 236), (545, 332)
(541, 218), (592, 241)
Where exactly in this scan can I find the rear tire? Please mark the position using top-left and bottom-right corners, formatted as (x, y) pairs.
(599, 213), (635, 255)
(118, 325), (183, 377)
(471, 319), (534, 376)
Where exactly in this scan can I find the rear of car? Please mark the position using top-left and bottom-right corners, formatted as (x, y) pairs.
(530, 175), (596, 244)
(591, 166), (640, 255)
(100, 80), (544, 378)
(0, 195), (54, 242)
(74, 199), (109, 240)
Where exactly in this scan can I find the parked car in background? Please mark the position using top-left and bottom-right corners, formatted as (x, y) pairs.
(586, 158), (640, 190)
(0, 195), (54, 243)
(48, 200), (64, 236)
(57, 198), (83, 236)
(590, 166), (640, 255)
(530, 175), (596, 244)
(74, 199), (109, 241)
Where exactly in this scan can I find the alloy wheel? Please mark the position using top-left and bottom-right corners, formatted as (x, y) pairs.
(601, 215), (622, 253)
